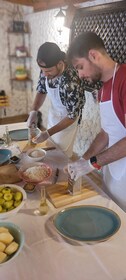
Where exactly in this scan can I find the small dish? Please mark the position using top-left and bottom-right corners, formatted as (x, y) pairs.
(10, 155), (20, 164)
(23, 183), (36, 193)
(27, 148), (46, 162)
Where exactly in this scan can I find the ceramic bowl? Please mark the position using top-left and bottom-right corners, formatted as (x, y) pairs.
(0, 149), (12, 165)
(0, 221), (25, 265)
(0, 184), (27, 220)
(27, 148), (46, 162)
(18, 162), (52, 184)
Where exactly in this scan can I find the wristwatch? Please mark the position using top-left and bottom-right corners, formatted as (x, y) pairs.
(90, 156), (101, 170)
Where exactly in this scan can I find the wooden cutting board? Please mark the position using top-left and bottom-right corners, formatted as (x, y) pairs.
(0, 164), (21, 184)
(46, 171), (102, 208)
(18, 140), (55, 152)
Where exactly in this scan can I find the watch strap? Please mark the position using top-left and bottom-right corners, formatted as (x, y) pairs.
(90, 156), (101, 170)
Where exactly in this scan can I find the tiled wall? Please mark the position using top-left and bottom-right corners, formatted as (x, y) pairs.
(0, 0), (122, 155)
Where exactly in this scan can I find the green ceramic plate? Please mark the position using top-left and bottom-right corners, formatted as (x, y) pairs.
(9, 128), (28, 141)
(53, 205), (121, 242)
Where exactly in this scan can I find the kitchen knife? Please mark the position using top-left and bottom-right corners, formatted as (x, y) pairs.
(53, 168), (59, 184)
(41, 147), (56, 151)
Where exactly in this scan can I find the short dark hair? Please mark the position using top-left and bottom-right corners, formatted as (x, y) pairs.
(67, 32), (105, 62)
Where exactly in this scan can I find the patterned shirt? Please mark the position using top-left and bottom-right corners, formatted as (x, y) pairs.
(36, 65), (85, 123)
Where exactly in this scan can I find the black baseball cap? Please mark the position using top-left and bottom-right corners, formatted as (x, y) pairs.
(37, 42), (65, 68)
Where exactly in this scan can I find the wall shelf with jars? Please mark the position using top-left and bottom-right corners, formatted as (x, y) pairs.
(7, 23), (33, 96)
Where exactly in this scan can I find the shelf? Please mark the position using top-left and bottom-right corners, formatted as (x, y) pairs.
(7, 30), (30, 34)
(11, 78), (32, 82)
(9, 55), (32, 58)
(7, 22), (33, 102)
(0, 114), (28, 125)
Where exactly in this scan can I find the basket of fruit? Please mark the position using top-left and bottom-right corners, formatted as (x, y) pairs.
(0, 184), (27, 219)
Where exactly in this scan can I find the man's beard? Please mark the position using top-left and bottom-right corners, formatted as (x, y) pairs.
(87, 62), (102, 83)
(85, 71), (102, 83)
(92, 73), (102, 83)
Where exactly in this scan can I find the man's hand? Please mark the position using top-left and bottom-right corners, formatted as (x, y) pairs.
(68, 158), (94, 180)
(32, 130), (50, 144)
(27, 111), (37, 128)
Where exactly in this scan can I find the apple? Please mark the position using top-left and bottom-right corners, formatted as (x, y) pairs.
(14, 200), (21, 208)
(0, 198), (5, 206)
(2, 187), (11, 194)
(8, 206), (14, 211)
(3, 200), (13, 209)
(0, 193), (3, 198)
(4, 193), (13, 201)
(14, 191), (22, 202)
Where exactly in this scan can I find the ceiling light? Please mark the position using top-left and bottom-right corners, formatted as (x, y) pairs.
(55, 8), (66, 35)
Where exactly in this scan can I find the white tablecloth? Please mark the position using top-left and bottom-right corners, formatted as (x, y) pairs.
(0, 123), (126, 280)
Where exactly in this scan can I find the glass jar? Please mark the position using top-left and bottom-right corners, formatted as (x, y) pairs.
(28, 124), (40, 145)
(39, 187), (49, 215)
(3, 126), (12, 147)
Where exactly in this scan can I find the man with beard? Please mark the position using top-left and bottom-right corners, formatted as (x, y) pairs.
(27, 42), (85, 158)
(67, 32), (126, 211)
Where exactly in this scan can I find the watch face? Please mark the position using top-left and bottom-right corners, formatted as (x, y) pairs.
(90, 156), (97, 164)
(90, 156), (101, 170)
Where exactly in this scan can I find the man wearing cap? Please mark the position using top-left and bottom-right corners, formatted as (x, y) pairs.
(27, 42), (85, 158)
